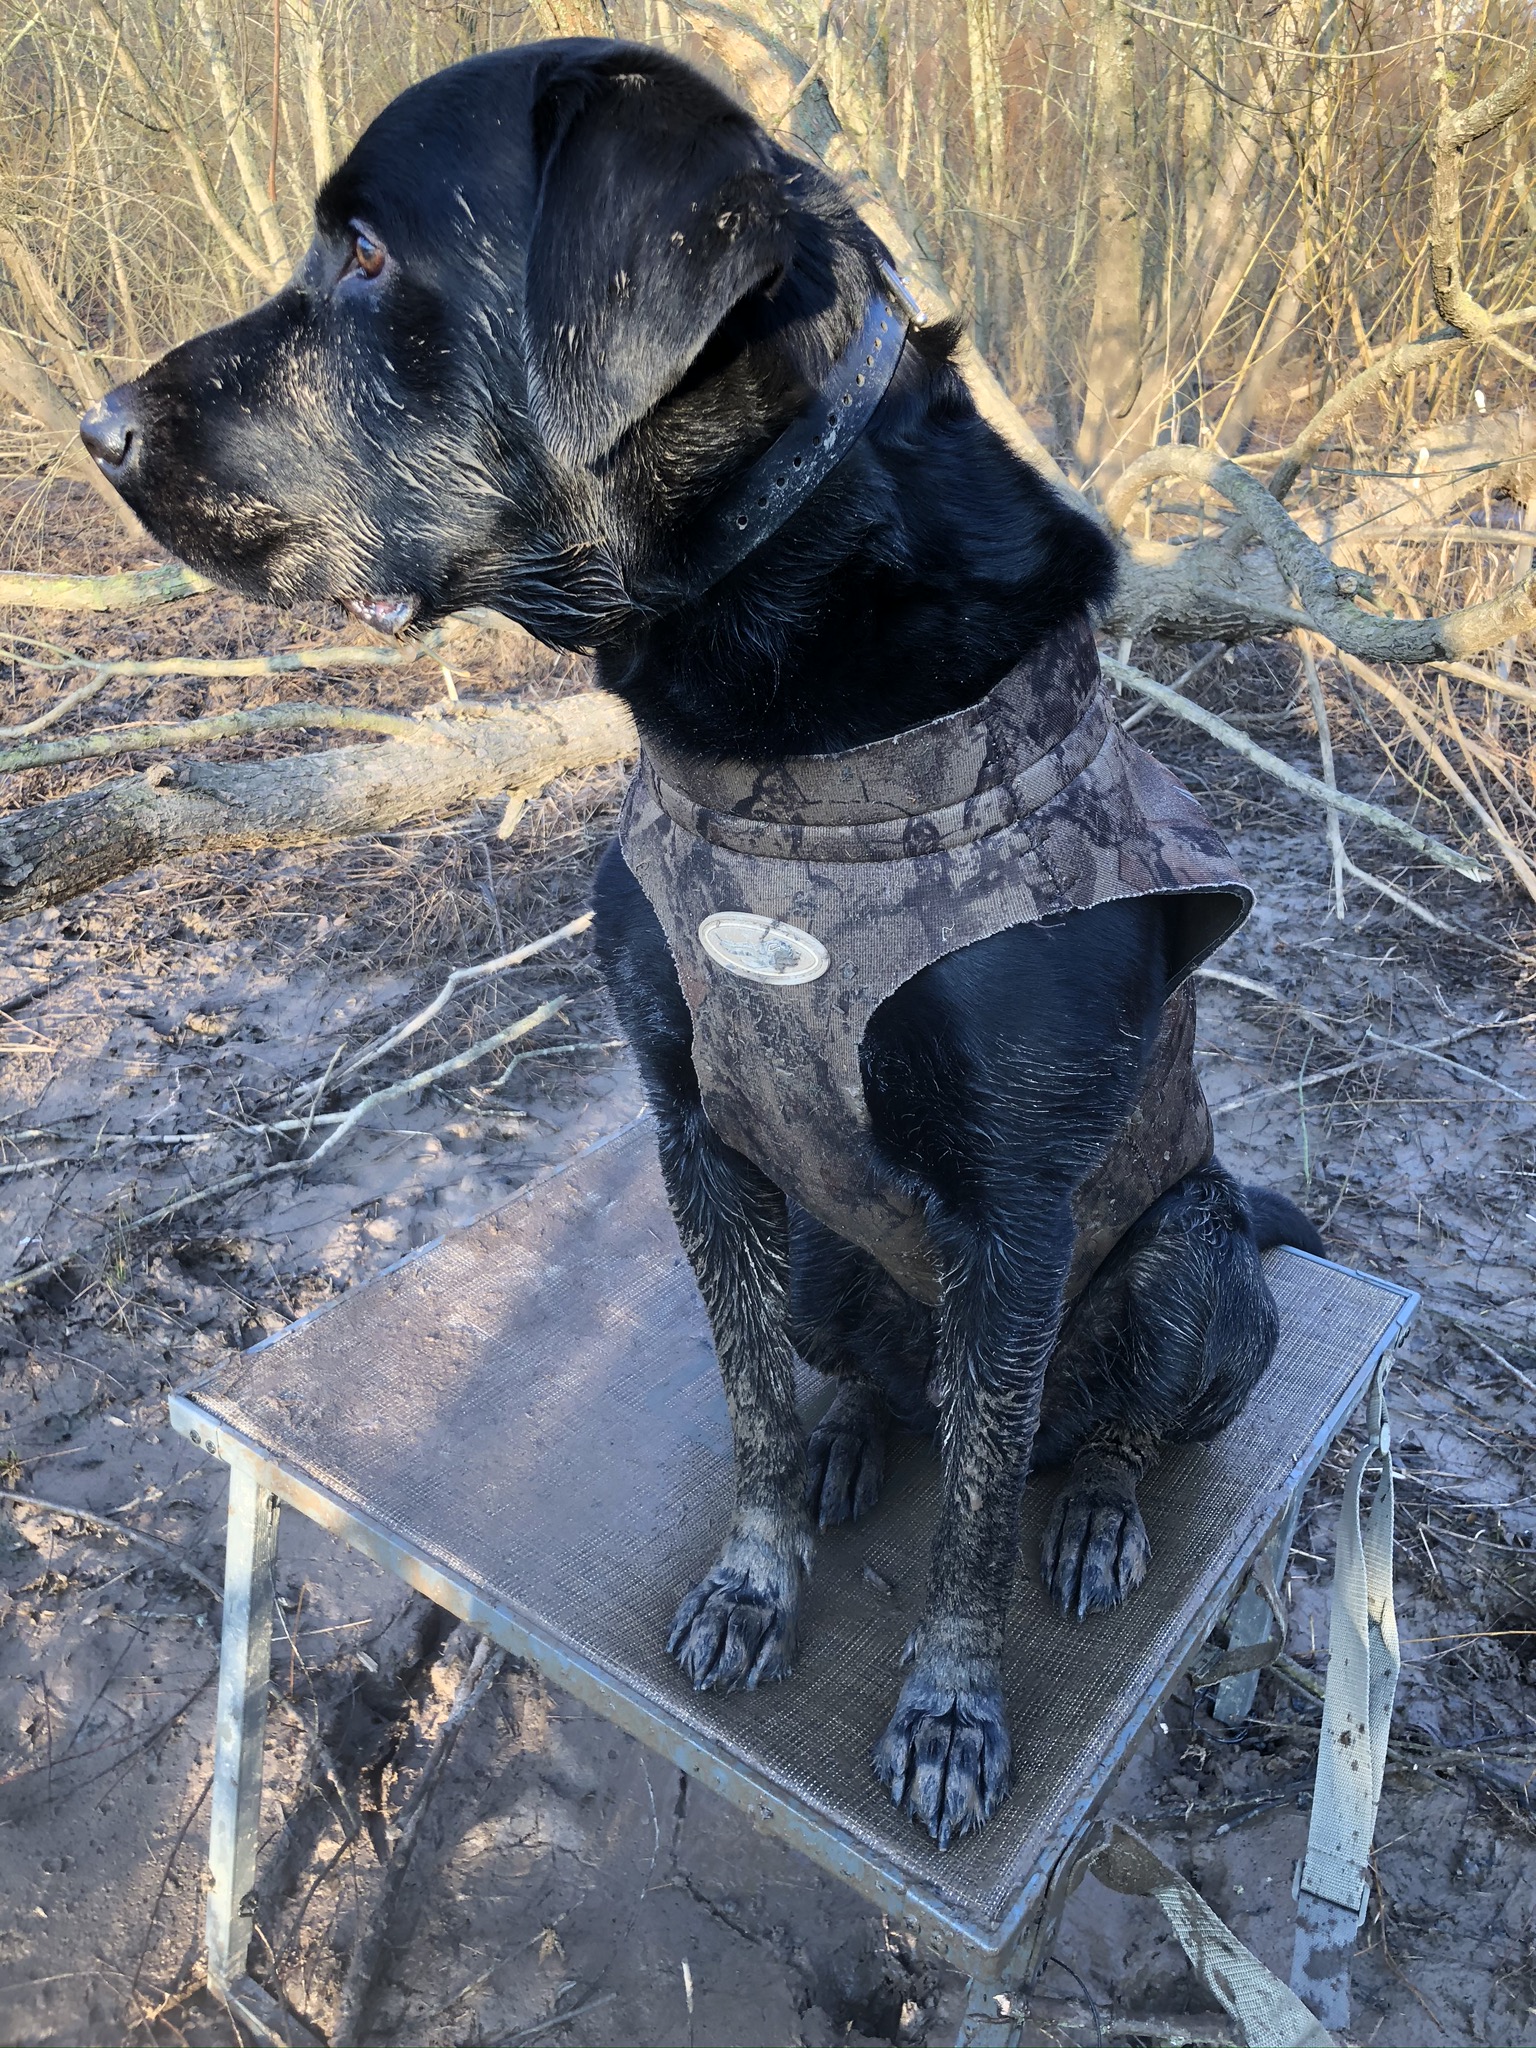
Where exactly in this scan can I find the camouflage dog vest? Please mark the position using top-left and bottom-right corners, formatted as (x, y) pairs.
(618, 616), (1252, 1307)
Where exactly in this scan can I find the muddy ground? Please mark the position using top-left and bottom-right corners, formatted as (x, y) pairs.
(3, 495), (1536, 2047)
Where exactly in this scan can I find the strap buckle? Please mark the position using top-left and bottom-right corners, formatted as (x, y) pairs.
(877, 258), (928, 328)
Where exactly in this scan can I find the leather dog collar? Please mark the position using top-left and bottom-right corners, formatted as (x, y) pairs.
(651, 260), (920, 607)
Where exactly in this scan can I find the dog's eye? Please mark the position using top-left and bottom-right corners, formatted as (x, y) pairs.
(347, 225), (387, 282)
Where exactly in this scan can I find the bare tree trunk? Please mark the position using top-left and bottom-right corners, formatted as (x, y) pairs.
(86, 0), (284, 292)
(1215, 221), (1309, 454)
(1076, 0), (1144, 479)
(1180, 38), (1215, 267)
(964, 0), (1007, 357)
(894, 0), (916, 187)
(188, 0), (291, 272)
(76, 81), (145, 370)
(288, 0), (336, 187)
(0, 328), (143, 540)
(0, 224), (110, 405)
(531, 0), (613, 34)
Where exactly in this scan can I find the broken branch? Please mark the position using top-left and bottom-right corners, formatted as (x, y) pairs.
(1100, 655), (1495, 882)
(1104, 445), (1536, 663)
(0, 701), (461, 773)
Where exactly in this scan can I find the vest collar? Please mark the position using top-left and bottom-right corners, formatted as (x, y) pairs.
(642, 616), (1107, 860)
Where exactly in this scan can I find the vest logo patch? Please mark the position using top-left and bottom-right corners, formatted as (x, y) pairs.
(698, 912), (830, 986)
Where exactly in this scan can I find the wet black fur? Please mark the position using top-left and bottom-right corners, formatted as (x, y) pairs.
(86, 37), (1324, 1850)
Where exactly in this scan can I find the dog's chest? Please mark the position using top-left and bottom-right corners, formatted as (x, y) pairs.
(617, 618), (1250, 1303)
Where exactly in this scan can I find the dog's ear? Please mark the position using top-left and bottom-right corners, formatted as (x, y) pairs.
(523, 53), (793, 468)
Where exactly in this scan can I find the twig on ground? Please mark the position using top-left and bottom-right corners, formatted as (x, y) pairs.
(0, 665), (120, 739)
(1117, 643), (1227, 734)
(1338, 856), (1466, 937)
(297, 911), (594, 1099)
(1195, 966), (1351, 1047)
(0, 697), (467, 773)
(0, 997), (566, 1296)
(1428, 1307), (1536, 1397)
(478, 1037), (627, 1095)
(1100, 655), (1495, 881)
(1274, 1649), (1327, 1701)
(497, 1995), (620, 2046)
(299, 996), (566, 1167)
(1332, 647), (1536, 903)
(331, 1630), (506, 2048)
(1300, 638), (1347, 918)
(0, 1488), (222, 1601)
(0, 1154), (71, 1179)
(1212, 1012), (1535, 1113)
(296, 1044), (344, 1151)
(0, 563), (211, 610)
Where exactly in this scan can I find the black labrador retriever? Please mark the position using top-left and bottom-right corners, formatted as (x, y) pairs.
(80, 38), (1321, 1847)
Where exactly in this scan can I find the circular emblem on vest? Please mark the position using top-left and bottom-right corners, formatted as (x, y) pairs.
(697, 912), (830, 985)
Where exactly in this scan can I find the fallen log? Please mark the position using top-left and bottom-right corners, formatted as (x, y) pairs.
(0, 689), (637, 921)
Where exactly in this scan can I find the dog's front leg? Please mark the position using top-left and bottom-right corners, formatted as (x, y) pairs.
(658, 1101), (810, 1691)
(873, 1221), (1067, 1846)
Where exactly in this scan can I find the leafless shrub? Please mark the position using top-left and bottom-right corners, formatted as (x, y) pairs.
(0, 0), (1532, 922)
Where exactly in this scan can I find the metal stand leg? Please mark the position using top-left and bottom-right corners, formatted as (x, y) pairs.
(956, 1968), (1025, 2048)
(1213, 1491), (1301, 1725)
(207, 1464), (280, 1997)
(955, 1828), (1105, 2045)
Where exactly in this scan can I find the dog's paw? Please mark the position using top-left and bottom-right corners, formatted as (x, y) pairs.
(872, 1653), (1012, 1848)
(1041, 1476), (1151, 1619)
(668, 1537), (803, 1691)
(805, 1386), (887, 1529)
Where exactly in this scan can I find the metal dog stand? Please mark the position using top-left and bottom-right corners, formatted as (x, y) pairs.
(171, 1118), (1416, 2047)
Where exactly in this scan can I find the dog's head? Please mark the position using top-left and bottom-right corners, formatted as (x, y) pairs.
(81, 40), (871, 649)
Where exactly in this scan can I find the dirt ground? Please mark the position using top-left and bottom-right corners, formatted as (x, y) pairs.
(3, 495), (1536, 2047)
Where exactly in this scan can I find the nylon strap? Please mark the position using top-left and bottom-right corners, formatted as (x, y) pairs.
(1078, 1360), (1397, 2045)
(1290, 1353), (1399, 2030)
(1089, 1824), (1335, 2047)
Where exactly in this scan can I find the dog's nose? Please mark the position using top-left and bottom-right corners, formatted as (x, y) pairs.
(79, 389), (140, 476)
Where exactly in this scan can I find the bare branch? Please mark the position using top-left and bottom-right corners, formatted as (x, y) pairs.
(285, 0), (336, 185)
(0, 565), (211, 610)
(187, 0), (290, 271)
(0, 701), (466, 774)
(0, 329), (144, 541)
(677, 0), (1077, 497)
(1265, 332), (1467, 505)
(1431, 31), (1536, 349)
(0, 221), (111, 404)
(1100, 653), (1495, 882)
(1300, 637), (1347, 918)
(307, 911), (596, 1097)
(1332, 646), (1536, 904)
(85, 0), (284, 292)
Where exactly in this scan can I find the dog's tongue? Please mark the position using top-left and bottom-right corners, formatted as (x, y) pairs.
(343, 592), (418, 634)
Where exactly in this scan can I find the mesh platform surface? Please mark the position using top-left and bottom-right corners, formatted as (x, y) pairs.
(178, 1118), (1414, 1954)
